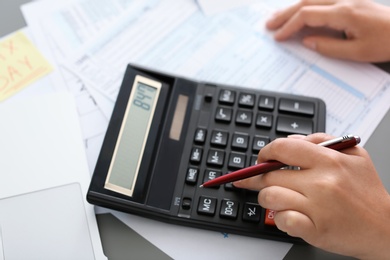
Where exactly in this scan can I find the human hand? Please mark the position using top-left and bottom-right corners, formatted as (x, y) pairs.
(234, 133), (390, 259)
(266, 0), (390, 62)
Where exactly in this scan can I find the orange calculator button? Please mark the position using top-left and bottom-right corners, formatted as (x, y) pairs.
(264, 209), (276, 226)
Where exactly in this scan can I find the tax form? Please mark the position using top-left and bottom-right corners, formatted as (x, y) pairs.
(62, 0), (390, 146)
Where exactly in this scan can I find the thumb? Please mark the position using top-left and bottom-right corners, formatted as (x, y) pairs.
(302, 36), (362, 61)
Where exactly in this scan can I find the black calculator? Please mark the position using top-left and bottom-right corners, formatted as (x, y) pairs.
(87, 64), (326, 243)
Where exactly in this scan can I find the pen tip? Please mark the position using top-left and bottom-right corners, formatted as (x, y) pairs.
(199, 185), (204, 188)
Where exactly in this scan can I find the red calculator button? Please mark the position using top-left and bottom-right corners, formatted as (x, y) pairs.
(264, 209), (276, 226)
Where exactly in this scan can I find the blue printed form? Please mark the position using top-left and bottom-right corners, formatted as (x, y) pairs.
(62, 0), (390, 145)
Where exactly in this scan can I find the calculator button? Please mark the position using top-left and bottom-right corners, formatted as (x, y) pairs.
(243, 203), (262, 222)
(186, 167), (199, 185)
(258, 96), (275, 110)
(250, 155), (258, 166)
(182, 198), (192, 210)
(198, 196), (217, 216)
(238, 93), (255, 108)
(235, 110), (253, 125)
(224, 182), (240, 191)
(194, 128), (207, 144)
(224, 173), (241, 191)
(190, 147), (203, 164)
(252, 136), (270, 152)
(279, 98), (315, 116)
(220, 199), (239, 219)
(231, 132), (249, 150)
(219, 89), (236, 104)
(276, 116), (313, 135)
(207, 149), (225, 167)
(215, 107), (233, 123)
(203, 169), (222, 189)
(256, 112), (273, 129)
(210, 130), (229, 147)
(264, 209), (276, 226)
(228, 152), (246, 169)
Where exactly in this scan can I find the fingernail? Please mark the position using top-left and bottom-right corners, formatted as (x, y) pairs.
(303, 39), (316, 50)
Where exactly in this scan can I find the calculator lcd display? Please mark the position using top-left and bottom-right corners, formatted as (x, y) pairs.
(104, 75), (162, 197)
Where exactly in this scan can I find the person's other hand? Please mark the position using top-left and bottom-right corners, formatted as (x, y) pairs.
(266, 0), (390, 62)
(234, 133), (390, 259)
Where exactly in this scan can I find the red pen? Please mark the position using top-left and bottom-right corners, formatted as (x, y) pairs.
(200, 134), (361, 188)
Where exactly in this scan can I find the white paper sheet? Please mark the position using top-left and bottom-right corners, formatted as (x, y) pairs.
(196, 0), (257, 15)
(0, 93), (106, 260)
(64, 0), (390, 146)
(0, 183), (95, 260)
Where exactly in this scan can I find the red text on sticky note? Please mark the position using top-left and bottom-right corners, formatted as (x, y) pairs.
(0, 31), (53, 101)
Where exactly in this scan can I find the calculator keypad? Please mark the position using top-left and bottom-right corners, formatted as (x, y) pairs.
(178, 86), (323, 240)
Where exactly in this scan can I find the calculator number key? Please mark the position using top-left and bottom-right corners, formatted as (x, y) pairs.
(220, 199), (239, 219)
(252, 136), (270, 152)
(231, 132), (249, 150)
(228, 152), (246, 169)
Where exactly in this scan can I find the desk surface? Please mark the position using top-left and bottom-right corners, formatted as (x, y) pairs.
(2, 1), (390, 260)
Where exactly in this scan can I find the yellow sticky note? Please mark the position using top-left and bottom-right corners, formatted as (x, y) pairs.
(0, 31), (53, 101)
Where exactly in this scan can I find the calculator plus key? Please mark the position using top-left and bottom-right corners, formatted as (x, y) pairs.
(277, 116), (313, 135)
(235, 109), (253, 125)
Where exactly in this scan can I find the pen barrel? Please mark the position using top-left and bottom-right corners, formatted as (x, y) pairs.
(202, 135), (360, 188)
(203, 161), (285, 187)
(326, 138), (359, 150)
